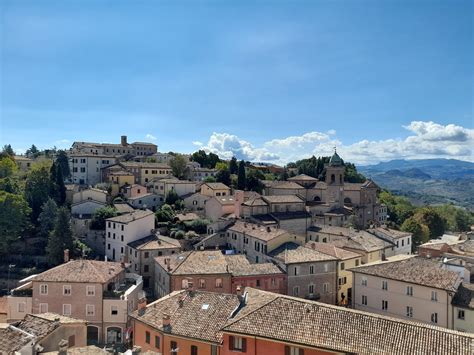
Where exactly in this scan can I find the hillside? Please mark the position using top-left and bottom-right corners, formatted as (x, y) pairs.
(359, 159), (474, 209)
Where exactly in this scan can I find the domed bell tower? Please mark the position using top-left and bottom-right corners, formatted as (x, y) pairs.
(325, 149), (345, 209)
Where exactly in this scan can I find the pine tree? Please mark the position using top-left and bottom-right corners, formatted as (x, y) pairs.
(237, 160), (246, 190)
(38, 198), (58, 239)
(56, 150), (71, 178)
(229, 157), (238, 174)
(46, 207), (73, 265)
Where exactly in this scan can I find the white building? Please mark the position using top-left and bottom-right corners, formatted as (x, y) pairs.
(105, 210), (155, 262)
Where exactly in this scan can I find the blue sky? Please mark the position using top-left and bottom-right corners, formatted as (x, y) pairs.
(1, 0), (472, 164)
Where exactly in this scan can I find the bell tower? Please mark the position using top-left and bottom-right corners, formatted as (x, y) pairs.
(325, 149), (345, 209)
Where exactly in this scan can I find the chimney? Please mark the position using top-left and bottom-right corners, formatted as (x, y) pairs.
(121, 135), (128, 146)
(138, 297), (147, 316)
(64, 249), (70, 263)
(311, 243), (316, 250)
(178, 295), (185, 308)
(162, 314), (171, 332)
(236, 286), (245, 303)
(381, 253), (387, 261)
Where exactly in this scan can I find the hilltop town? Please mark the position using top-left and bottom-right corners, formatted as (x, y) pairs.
(0, 136), (473, 354)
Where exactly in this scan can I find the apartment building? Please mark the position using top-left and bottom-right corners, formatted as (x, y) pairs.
(200, 182), (231, 197)
(68, 154), (116, 186)
(7, 259), (143, 345)
(71, 135), (157, 157)
(191, 167), (217, 181)
(351, 255), (462, 329)
(147, 177), (196, 197)
(306, 241), (362, 305)
(205, 195), (236, 221)
(105, 209), (155, 262)
(71, 188), (108, 217)
(269, 242), (337, 304)
(368, 226), (413, 255)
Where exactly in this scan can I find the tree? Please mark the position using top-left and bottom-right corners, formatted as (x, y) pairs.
(155, 204), (175, 222)
(401, 217), (429, 251)
(26, 144), (40, 159)
(56, 150), (70, 178)
(246, 169), (264, 193)
(454, 209), (471, 232)
(90, 206), (118, 230)
(237, 160), (246, 190)
(0, 156), (17, 178)
(170, 155), (188, 179)
(216, 167), (231, 186)
(204, 176), (217, 183)
(55, 164), (66, 205)
(25, 163), (54, 222)
(279, 168), (289, 181)
(413, 207), (446, 239)
(0, 191), (31, 255)
(46, 207), (74, 265)
(165, 189), (180, 205)
(190, 150), (221, 168)
(2, 144), (14, 157)
(37, 198), (58, 239)
(229, 157), (238, 174)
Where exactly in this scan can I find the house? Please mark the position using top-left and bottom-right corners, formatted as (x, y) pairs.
(71, 188), (108, 217)
(130, 290), (239, 354)
(127, 234), (181, 291)
(233, 190), (261, 218)
(205, 196), (236, 222)
(368, 226), (412, 255)
(269, 242), (337, 304)
(148, 177), (196, 198)
(126, 193), (162, 211)
(306, 241), (362, 305)
(154, 250), (286, 298)
(191, 167), (217, 181)
(452, 283), (474, 333)
(68, 154), (116, 186)
(7, 259), (143, 345)
(71, 135), (157, 157)
(419, 241), (453, 258)
(350, 255), (462, 329)
(13, 155), (33, 170)
(200, 182), (231, 197)
(105, 209), (155, 262)
(183, 192), (211, 212)
(0, 313), (87, 354)
(103, 162), (172, 186)
(262, 180), (306, 197)
(107, 170), (135, 197)
(220, 287), (474, 355)
(225, 221), (306, 264)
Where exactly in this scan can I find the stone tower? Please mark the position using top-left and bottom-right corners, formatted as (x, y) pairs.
(325, 149), (345, 208)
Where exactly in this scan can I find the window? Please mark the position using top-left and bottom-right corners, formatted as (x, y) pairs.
(431, 291), (438, 302)
(309, 284), (315, 294)
(86, 304), (95, 316)
(63, 285), (72, 296)
(294, 266), (299, 276)
(40, 284), (48, 295)
(181, 279), (189, 289)
(111, 305), (118, 315)
(324, 263), (329, 272)
(382, 300), (388, 311)
(154, 335), (160, 349)
(18, 302), (26, 312)
(323, 283), (329, 293)
(293, 286), (299, 296)
(285, 346), (304, 355)
(199, 279), (206, 289)
(39, 303), (48, 313)
(431, 312), (438, 324)
(458, 310), (465, 320)
(406, 306), (413, 318)
(309, 265), (314, 274)
(171, 341), (178, 351)
(145, 331), (150, 344)
(144, 252), (149, 258)
(340, 262), (345, 270)
(402, 240), (405, 247)
(144, 265), (149, 273)
(191, 345), (198, 355)
(121, 235), (124, 242)
(216, 278), (223, 288)
(361, 277), (367, 286)
(382, 280), (388, 290)
(355, 259), (360, 266)
(406, 286), (413, 296)
(362, 295), (367, 305)
(229, 336), (246, 351)
(63, 304), (72, 316)
(256, 279), (260, 287)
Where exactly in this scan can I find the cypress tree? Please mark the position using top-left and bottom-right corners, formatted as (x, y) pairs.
(46, 207), (73, 265)
(237, 160), (246, 190)
(55, 164), (66, 205)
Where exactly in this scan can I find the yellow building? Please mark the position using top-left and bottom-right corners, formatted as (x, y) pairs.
(108, 170), (135, 197)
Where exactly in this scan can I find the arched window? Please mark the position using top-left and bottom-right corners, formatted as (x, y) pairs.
(106, 327), (122, 344)
(344, 197), (352, 205)
(87, 326), (99, 345)
(314, 196), (321, 202)
(331, 174), (335, 183)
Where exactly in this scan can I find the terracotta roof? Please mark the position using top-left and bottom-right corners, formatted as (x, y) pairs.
(242, 197), (268, 207)
(305, 242), (362, 260)
(120, 162), (171, 169)
(452, 283), (474, 310)
(350, 256), (461, 291)
(287, 174), (318, 181)
(15, 313), (84, 339)
(128, 234), (181, 250)
(368, 227), (412, 241)
(212, 196), (235, 205)
(157, 178), (195, 184)
(261, 195), (304, 204)
(269, 181), (306, 190)
(113, 202), (135, 214)
(106, 209), (154, 223)
(33, 260), (124, 283)
(222, 288), (474, 355)
(202, 182), (230, 190)
(224, 255), (284, 277)
(109, 170), (134, 176)
(174, 212), (200, 222)
(0, 327), (33, 353)
(131, 290), (239, 344)
(227, 221), (290, 242)
(156, 251), (229, 275)
(269, 242), (337, 264)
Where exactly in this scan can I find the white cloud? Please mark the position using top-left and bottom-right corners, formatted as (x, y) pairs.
(55, 139), (70, 145)
(197, 121), (473, 165)
(145, 134), (157, 141)
(192, 141), (203, 146)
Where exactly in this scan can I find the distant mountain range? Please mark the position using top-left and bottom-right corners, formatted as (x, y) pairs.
(358, 159), (474, 209)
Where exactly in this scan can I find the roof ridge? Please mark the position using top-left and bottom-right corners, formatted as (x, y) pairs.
(224, 292), (278, 328)
(172, 251), (193, 274)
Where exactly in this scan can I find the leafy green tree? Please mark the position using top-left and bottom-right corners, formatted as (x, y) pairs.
(0, 191), (31, 255)
(246, 169), (264, 193)
(25, 163), (54, 222)
(155, 204), (175, 222)
(279, 168), (289, 181)
(401, 217), (430, 251)
(0, 156), (18, 178)
(184, 218), (210, 234)
(454, 209), (471, 232)
(170, 154), (188, 179)
(26, 144), (40, 159)
(190, 150), (221, 168)
(413, 207), (446, 238)
(37, 198), (58, 239)
(216, 166), (231, 186)
(237, 160), (246, 190)
(229, 157), (238, 174)
(0, 177), (21, 194)
(46, 207), (74, 265)
(56, 150), (70, 178)
(2, 144), (14, 157)
(165, 189), (180, 205)
(90, 206), (118, 230)
(203, 176), (217, 183)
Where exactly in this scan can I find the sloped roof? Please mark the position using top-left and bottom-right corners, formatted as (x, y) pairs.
(305, 242), (362, 260)
(202, 182), (230, 190)
(106, 209), (154, 223)
(0, 327), (33, 353)
(287, 174), (318, 182)
(269, 242), (337, 264)
(452, 283), (474, 310)
(128, 234), (181, 250)
(227, 221), (289, 242)
(261, 195), (304, 204)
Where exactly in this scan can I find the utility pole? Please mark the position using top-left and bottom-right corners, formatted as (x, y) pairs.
(7, 264), (15, 294)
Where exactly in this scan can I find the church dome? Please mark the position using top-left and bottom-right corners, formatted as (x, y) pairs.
(329, 151), (343, 166)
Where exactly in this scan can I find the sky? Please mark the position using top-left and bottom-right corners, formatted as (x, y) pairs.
(0, 0), (472, 165)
